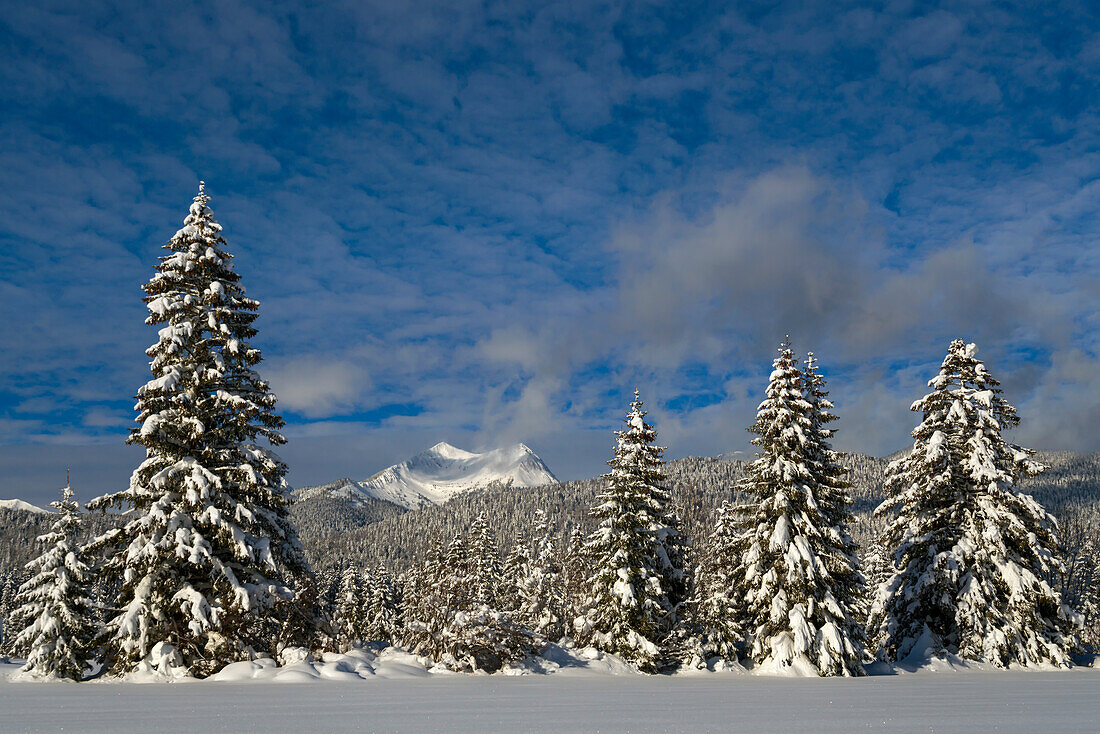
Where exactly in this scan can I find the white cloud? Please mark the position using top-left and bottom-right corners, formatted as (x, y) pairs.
(264, 356), (372, 418)
(468, 164), (1095, 458)
(1017, 348), (1100, 452)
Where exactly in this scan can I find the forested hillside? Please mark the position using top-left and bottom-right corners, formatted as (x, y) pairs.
(293, 450), (1100, 573)
(3, 450), (1096, 581)
(0, 507), (116, 573)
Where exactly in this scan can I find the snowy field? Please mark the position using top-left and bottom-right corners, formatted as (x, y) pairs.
(2, 650), (1099, 733)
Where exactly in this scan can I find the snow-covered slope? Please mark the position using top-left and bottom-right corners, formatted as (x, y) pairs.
(296, 442), (558, 510)
(0, 498), (47, 514)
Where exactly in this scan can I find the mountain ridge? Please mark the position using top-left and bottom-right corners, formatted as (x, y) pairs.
(0, 499), (46, 514)
(294, 441), (558, 510)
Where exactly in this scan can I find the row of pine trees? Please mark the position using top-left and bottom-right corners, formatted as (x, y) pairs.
(310, 338), (1078, 675)
(0, 185), (1081, 679)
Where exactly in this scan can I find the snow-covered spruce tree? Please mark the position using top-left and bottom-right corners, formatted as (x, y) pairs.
(518, 509), (565, 641)
(1054, 507), (1100, 652)
(577, 391), (685, 673)
(676, 501), (743, 669)
(363, 562), (399, 644)
(317, 567), (341, 621)
(398, 551), (429, 647)
(0, 571), (18, 653)
(500, 541), (531, 615)
(875, 340), (1077, 666)
(400, 540), (462, 664)
(1080, 563), (1100, 653)
(469, 513), (504, 608)
(87, 565), (115, 635)
(802, 351), (867, 668)
(803, 353), (861, 542)
(281, 570), (330, 653)
(861, 536), (893, 659)
(561, 526), (589, 632)
(87, 183), (318, 676)
(390, 569), (408, 635)
(6, 482), (94, 680)
(334, 566), (366, 649)
(732, 341), (865, 676)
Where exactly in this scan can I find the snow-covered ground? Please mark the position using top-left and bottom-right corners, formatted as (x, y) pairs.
(2, 648), (1098, 733)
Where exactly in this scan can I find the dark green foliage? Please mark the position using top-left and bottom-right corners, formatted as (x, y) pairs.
(577, 391), (685, 673)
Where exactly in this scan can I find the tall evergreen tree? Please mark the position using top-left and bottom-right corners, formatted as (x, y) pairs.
(87, 183), (317, 676)
(334, 566), (366, 649)
(861, 536), (893, 659)
(561, 526), (589, 633)
(0, 572), (18, 653)
(802, 351), (867, 669)
(732, 340), (866, 676)
(803, 353), (858, 530)
(1054, 508), (1100, 652)
(317, 567), (342, 620)
(500, 541), (531, 615)
(468, 513), (503, 608)
(875, 339), (1077, 666)
(577, 390), (684, 673)
(363, 562), (399, 644)
(396, 548), (442, 657)
(518, 509), (565, 641)
(7, 481), (94, 680)
(678, 501), (744, 668)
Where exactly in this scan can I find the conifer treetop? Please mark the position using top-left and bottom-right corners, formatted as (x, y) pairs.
(874, 339), (1072, 667)
(606, 388), (665, 483)
(744, 337), (814, 492)
(804, 351), (837, 433)
(44, 475), (81, 541)
(881, 339), (1044, 520)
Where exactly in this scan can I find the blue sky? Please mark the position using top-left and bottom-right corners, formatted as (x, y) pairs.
(1, 0), (1097, 504)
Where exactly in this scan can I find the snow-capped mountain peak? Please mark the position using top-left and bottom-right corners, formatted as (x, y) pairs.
(426, 441), (478, 461)
(296, 441), (558, 510)
(0, 498), (48, 514)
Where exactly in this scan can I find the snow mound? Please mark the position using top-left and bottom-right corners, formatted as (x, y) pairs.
(203, 645), (647, 683)
(752, 654), (829, 678)
(296, 442), (558, 510)
(3, 645), (649, 684)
